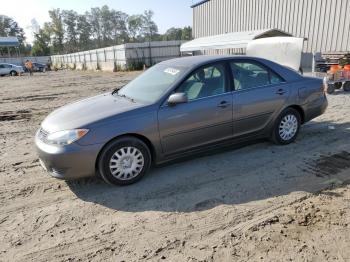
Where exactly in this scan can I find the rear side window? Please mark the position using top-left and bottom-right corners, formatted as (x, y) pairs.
(230, 61), (284, 90)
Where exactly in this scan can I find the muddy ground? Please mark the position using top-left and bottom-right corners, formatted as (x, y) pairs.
(0, 70), (350, 262)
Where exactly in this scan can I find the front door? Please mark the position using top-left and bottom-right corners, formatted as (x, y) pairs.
(158, 63), (233, 155)
(0, 64), (6, 75)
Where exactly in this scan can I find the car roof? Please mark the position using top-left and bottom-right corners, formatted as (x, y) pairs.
(160, 55), (246, 67)
(160, 55), (303, 82)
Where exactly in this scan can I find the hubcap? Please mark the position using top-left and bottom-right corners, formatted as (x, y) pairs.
(279, 114), (298, 141)
(109, 147), (144, 180)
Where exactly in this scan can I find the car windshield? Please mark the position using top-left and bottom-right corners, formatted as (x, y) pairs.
(116, 64), (186, 103)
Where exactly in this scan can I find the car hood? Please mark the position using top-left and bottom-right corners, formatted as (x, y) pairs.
(41, 93), (144, 133)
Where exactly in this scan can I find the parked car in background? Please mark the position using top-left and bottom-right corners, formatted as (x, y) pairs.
(0, 63), (24, 76)
(33, 62), (48, 72)
(36, 55), (328, 186)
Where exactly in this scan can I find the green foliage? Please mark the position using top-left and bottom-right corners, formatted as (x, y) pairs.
(1, 6), (193, 57)
(127, 60), (144, 71)
(163, 26), (193, 41)
(31, 28), (51, 56)
(0, 15), (26, 56)
(113, 61), (123, 72)
(48, 9), (65, 54)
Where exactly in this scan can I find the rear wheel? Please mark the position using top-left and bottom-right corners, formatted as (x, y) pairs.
(271, 108), (301, 145)
(334, 82), (343, 89)
(10, 70), (17, 76)
(343, 82), (350, 92)
(98, 136), (151, 186)
(327, 83), (335, 94)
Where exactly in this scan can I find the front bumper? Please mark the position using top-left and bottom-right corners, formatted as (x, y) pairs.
(35, 132), (103, 180)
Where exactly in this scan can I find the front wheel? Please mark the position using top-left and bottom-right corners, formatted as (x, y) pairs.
(271, 108), (301, 145)
(98, 136), (151, 186)
(10, 70), (17, 76)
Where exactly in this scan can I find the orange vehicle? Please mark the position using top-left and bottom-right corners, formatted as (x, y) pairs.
(326, 64), (350, 94)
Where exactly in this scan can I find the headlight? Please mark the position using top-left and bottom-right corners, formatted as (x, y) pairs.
(46, 129), (89, 146)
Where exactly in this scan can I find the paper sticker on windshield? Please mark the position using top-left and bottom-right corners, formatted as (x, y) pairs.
(164, 68), (180, 76)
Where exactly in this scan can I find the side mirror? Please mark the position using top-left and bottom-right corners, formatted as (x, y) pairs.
(167, 93), (188, 106)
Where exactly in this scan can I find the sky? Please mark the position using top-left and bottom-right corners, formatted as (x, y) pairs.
(1, 0), (196, 43)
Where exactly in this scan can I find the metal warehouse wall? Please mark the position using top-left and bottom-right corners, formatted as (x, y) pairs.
(193, 0), (350, 54)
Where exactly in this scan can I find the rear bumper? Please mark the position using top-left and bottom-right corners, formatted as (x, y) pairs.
(35, 131), (103, 180)
(304, 95), (328, 122)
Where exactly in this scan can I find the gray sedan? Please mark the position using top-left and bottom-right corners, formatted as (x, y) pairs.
(0, 63), (24, 76)
(35, 56), (328, 185)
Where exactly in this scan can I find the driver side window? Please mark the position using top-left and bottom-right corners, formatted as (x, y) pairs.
(177, 64), (227, 101)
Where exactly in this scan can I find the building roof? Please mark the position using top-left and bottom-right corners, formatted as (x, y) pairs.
(0, 37), (19, 47)
(180, 29), (292, 52)
(191, 0), (210, 8)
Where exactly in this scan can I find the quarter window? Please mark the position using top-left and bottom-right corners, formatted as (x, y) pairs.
(177, 64), (227, 101)
(230, 61), (284, 90)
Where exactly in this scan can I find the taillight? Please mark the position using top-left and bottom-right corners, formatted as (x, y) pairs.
(323, 76), (328, 94)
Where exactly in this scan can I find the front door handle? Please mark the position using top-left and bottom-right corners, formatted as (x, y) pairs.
(217, 101), (230, 108)
(276, 89), (286, 95)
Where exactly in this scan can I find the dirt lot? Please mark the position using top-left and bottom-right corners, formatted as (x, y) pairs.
(1, 70), (350, 262)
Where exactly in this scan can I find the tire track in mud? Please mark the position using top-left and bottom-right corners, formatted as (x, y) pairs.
(1, 93), (69, 103)
(300, 151), (350, 177)
(18, 194), (310, 262)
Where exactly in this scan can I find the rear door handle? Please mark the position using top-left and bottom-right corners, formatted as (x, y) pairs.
(217, 101), (230, 108)
(276, 89), (286, 95)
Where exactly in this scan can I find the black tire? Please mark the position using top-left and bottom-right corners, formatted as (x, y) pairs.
(98, 136), (151, 186)
(327, 84), (335, 94)
(343, 82), (350, 92)
(334, 82), (343, 89)
(271, 108), (301, 145)
(10, 70), (17, 76)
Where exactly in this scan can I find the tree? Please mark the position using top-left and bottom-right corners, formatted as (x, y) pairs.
(48, 9), (64, 54)
(62, 10), (78, 53)
(31, 28), (50, 56)
(0, 15), (25, 42)
(181, 26), (193, 40)
(21, 6), (191, 56)
(89, 7), (102, 48)
(164, 27), (183, 41)
(163, 26), (193, 41)
(127, 15), (144, 42)
(76, 13), (92, 50)
(0, 15), (25, 56)
(142, 10), (158, 41)
(110, 10), (129, 44)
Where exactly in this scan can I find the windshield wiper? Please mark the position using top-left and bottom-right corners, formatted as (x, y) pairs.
(112, 89), (119, 95)
(114, 92), (135, 103)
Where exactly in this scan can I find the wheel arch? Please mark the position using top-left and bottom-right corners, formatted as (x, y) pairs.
(287, 105), (305, 124)
(95, 133), (156, 171)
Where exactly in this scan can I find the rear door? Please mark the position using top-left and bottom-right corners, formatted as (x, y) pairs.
(229, 59), (290, 137)
(158, 62), (233, 155)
